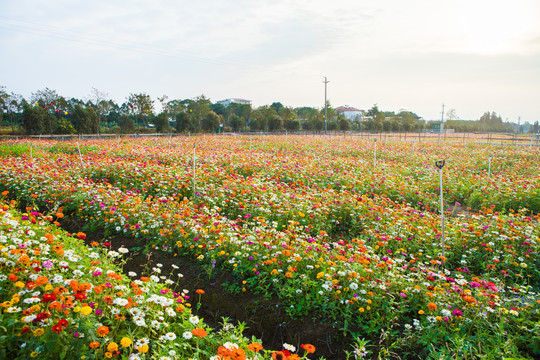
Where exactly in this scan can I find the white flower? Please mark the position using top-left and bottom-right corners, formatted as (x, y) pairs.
(350, 282), (358, 290)
(113, 298), (128, 307)
(164, 332), (176, 341)
(135, 338), (149, 346)
(222, 342), (239, 350)
(283, 343), (296, 352)
(182, 331), (193, 340)
(189, 316), (199, 325)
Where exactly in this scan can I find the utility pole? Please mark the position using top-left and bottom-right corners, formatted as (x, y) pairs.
(439, 103), (444, 144)
(323, 76), (329, 134)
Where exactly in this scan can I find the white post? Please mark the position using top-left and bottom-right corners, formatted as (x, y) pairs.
(193, 143), (196, 202)
(440, 167), (444, 259)
(412, 141), (415, 155)
(77, 140), (85, 168)
(435, 160), (446, 260)
(488, 154), (492, 179)
(373, 139), (377, 173)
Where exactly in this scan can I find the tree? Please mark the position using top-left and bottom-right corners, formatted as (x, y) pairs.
(126, 93), (154, 132)
(152, 112), (171, 133)
(119, 115), (136, 134)
(21, 101), (46, 135)
(270, 102), (284, 114)
(72, 105), (99, 134)
(446, 108), (460, 121)
(532, 121), (539, 134)
(201, 111), (221, 133)
(1, 88), (23, 134)
(229, 114), (245, 132)
(175, 111), (190, 133)
(88, 87), (109, 135)
(188, 95), (212, 132)
(366, 104), (380, 118)
(338, 118), (351, 132)
(31, 88), (64, 134)
(284, 118), (300, 131)
(396, 110), (418, 131)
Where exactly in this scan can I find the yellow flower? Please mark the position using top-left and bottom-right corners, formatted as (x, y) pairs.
(80, 306), (92, 316)
(418, 310), (425, 315)
(359, 307), (365, 312)
(33, 328), (45, 337)
(30, 351), (39, 358)
(73, 306), (81, 313)
(44, 284), (53, 291)
(15, 281), (25, 288)
(316, 272), (325, 279)
(107, 342), (119, 352)
(120, 337), (132, 347)
(105, 352), (113, 358)
(137, 344), (149, 353)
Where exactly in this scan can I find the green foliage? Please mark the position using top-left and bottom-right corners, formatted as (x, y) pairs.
(118, 115), (136, 134)
(152, 112), (171, 133)
(54, 117), (76, 134)
(175, 111), (190, 133)
(201, 111), (221, 133)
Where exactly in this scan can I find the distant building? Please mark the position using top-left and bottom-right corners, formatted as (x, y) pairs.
(335, 105), (364, 121)
(215, 98), (252, 107)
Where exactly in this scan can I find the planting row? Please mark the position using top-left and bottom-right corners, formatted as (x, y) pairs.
(0, 137), (539, 358)
(0, 201), (321, 359)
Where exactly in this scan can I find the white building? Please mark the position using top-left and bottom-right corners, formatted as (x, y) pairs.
(335, 105), (364, 121)
(215, 98), (252, 107)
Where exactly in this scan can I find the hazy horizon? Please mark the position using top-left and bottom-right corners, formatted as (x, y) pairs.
(1, 0), (539, 122)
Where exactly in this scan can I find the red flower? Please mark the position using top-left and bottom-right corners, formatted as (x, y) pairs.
(33, 312), (51, 323)
(301, 344), (316, 353)
(52, 319), (68, 334)
(42, 293), (57, 303)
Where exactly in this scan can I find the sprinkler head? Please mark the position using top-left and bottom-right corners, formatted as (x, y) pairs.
(435, 160), (445, 169)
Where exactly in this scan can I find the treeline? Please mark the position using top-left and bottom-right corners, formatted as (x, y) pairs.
(1, 86), (526, 135)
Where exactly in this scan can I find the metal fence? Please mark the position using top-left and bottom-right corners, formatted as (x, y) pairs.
(1, 131), (539, 146)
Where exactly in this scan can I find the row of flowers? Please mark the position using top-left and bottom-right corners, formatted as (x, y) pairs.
(0, 137), (539, 358)
(0, 201), (318, 359)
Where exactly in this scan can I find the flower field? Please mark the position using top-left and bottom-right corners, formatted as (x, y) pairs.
(0, 135), (539, 359)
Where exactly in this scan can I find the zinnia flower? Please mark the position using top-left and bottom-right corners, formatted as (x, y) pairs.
(191, 327), (207, 337)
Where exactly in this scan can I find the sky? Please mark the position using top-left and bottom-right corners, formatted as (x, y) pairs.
(1, 0), (539, 122)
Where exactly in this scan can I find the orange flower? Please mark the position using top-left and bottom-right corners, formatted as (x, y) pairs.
(90, 341), (100, 348)
(8, 274), (18, 281)
(97, 326), (109, 337)
(247, 342), (264, 352)
(427, 302), (437, 311)
(76, 232), (86, 240)
(191, 327), (207, 337)
(48, 301), (62, 311)
(35, 276), (48, 286)
(196, 289), (205, 295)
(463, 296), (476, 304)
(301, 344), (316, 353)
(272, 351), (289, 360)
